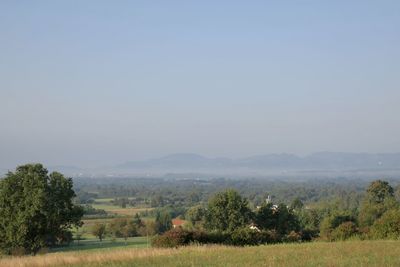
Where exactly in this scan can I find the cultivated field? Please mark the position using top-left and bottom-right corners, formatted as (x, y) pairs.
(1, 240), (399, 267)
(76, 198), (154, 241)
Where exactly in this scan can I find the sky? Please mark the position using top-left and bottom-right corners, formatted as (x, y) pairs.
(1, 1), (400, 168)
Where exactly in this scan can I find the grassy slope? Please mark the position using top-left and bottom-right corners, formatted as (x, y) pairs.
(1, 240), (400, 267)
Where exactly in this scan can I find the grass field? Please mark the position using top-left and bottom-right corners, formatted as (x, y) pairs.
(91, 201), (153, 216)
(1, 240), (400, 267)
(50, 237), (149, 253)
(78, 198), (154, 239)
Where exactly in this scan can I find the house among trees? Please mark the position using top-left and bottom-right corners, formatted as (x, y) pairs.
(172, 218), (186, 228)
(257, 195), (278, 210)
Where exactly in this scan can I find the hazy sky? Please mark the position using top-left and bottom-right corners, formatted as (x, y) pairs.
(1, 1), (400, 168)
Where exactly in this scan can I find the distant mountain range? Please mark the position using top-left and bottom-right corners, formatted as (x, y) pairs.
(9, 152), (397, 178)
(117, 152), (400, 172)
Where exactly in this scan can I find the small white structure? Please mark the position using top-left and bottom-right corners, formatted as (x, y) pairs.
(249, 224), (261, 232)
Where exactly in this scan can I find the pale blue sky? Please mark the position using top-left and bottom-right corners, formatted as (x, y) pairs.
(1, 1), (399, 168)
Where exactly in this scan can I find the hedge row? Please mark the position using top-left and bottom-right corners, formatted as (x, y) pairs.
(152, 227), (313, 248)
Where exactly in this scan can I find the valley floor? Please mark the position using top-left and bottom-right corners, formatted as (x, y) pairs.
(1, 240), (399, 267)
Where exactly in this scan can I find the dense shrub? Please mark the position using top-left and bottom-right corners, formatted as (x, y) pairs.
(152, 228), (193, 248)
(284, 231), (302, 242)
(320, 212), (357, 241)
(152, 228), (231, 248)
(299, 229), (319, 241)
(330, 222), (358, 241)
(230, 227), (264, 246)
(263, 229), (281, 244)
(371, 209), (400, 239)
(205, 231), (231, 244)
(151, 227), (304, 248)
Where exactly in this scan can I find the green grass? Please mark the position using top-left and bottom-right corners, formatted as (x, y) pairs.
(2, 240), (400, 267)
(51, 237), (150, 253)
(75, 240), (400, 267)
(91, 203), (152, 216)
(91, 203), (120, 210)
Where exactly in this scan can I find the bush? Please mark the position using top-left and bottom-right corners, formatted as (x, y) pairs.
(263, 229), (281, 244)
(330, 222), (358, 241)
(152, 228), (193, 248)
(138, 220), (157, 237)
(371, 209), (400, 239)
(230, 227), (264, 246)
(320, 212), (356, 241)
(205, 231), (231, 244)
(299, 229), (319, 241)
(191, 230), (212, 244)
(10, 247), (26, 256)
(284, 231), (302, 242)
(152, 227), (286, 248)
(152, 228), (231, 248)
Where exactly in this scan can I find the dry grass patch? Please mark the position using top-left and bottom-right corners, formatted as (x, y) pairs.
(0, 247), (179, 267)
(1, 241), (400, 267)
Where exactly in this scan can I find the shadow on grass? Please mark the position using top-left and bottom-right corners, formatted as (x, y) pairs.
(50, 237), (150, 253)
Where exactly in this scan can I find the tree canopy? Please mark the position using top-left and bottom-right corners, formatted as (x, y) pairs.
(205, 189), (252, 232)
(0, 164), (83, 254)
(359, 180), (398, 227)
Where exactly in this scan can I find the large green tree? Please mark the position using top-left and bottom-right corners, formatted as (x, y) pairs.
(205, 189), (252, 232)
(358, 180), (398, 227)
(0, 164), (83, 254)
(256, 203), (300, 235)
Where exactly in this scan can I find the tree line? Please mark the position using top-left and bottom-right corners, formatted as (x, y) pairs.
(1, 163), (400, 254)
(153, 180), (400, 247)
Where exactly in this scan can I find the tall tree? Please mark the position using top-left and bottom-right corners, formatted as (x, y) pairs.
(0, 164), (83, 254)
(205, 189), (252, 232)
(92, 223), (107, 241)
(365, 180), (394, 204)
(154, 211), (172, 234)
(359, 180), (398, 227)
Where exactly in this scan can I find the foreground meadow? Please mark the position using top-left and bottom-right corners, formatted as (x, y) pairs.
(1, 240), (399, 267)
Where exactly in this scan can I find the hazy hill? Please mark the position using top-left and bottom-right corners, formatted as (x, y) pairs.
(117, 152), (400, 172)
(6, 152), (398, 177)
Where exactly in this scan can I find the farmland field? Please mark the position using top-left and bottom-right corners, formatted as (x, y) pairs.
(49, 196), (156, 254)
(89, 198), (153, 216)
(1, 240), (399, 267)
